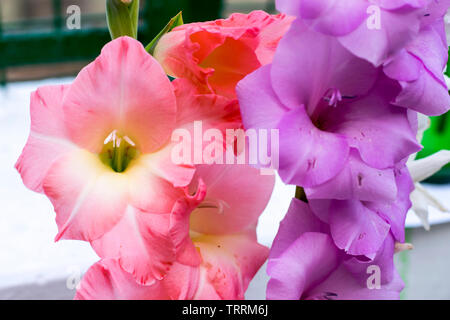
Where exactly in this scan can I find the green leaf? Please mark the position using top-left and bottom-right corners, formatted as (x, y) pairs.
(106, 0), (140, 40)
(145, 11), (184, 55)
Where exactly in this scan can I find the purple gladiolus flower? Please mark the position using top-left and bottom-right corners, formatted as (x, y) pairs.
(267, 198), (404, 300)
(275, 0), (440, 66)
(384, 7), (450, 116)
(237, 20), (420, 188)
(275, 0), (450, 116)
(308, 166), (414, 256)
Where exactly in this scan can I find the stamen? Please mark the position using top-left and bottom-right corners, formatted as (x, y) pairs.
(99, 130), (139, 173)
(323, 88), (342, 107)
(197, 199), (230, 214)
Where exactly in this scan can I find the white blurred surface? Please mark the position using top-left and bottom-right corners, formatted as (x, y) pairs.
(0, 79), (99, 291)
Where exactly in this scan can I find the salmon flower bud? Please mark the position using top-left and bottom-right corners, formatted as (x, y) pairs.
(153, 10), (294, 99)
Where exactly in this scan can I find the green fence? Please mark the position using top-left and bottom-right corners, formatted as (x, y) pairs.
(0, 0), (223, 85)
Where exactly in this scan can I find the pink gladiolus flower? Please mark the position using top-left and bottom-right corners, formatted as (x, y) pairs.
(75, 231), (268, 300)
(75, 142), (274, 299)
(15, 37), (197, 284)
(153, 10), (294, 99)
(75, 163), (273, 300)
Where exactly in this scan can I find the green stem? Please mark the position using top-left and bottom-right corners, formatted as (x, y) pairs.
(295, 186), (308, 203)
(106, 0), (140, 39)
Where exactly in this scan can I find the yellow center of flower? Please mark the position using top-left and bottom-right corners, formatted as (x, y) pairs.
(99, 130), (139, 173)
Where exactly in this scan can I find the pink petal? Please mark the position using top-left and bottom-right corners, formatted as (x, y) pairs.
(75, 259), (169, 300)
(90, 206), (176, 285)
(155, 11), (292, 99)
(174, 78), (242, 131)
(91, 182), (206, 285)
(42, 149), (130, 242)
(63, 37), (176, 154)
(189, 163), (275, 235)
(195, 233), (269, 299)
(15, 85), (74, 193)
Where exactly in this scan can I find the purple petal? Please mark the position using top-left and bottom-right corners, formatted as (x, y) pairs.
(329, 199), (391, 256)
(385, 21), (450, 116)
(339, 7), (424, 66)
(327, 79), (421, 170)
(303, 0), (368, 36)
(365, 167), (414, 243)
(269, 198), (326, 261)
(372, 0), (429, 10)
(305, 149), (398, 202)
(306, 262), (403, 300)
(277, 105), (349, 187)
(267, 232), (339, 300)
(345, 232), (396, 285)
(271, 19), (378, 114)
(237, 64), (288, 131)
(275, 0), (301, 16)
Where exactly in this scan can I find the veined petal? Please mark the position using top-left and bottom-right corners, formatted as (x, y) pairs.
(90, 206), (176, 285)
(63, 37), (176, 154)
